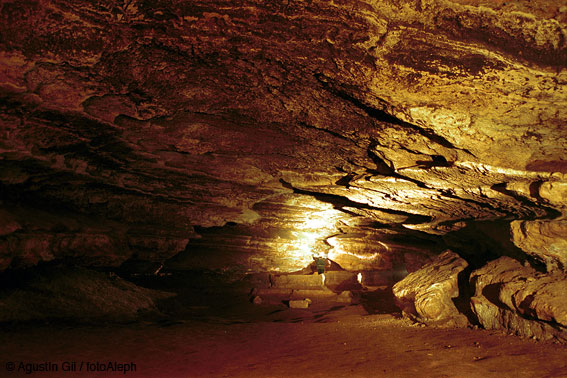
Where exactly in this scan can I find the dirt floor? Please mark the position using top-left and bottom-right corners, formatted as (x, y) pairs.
(2, 298), (567, 378)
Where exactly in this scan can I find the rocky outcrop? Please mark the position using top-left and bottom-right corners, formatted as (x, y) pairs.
(250, 270), (360, 305)
(0, 205), (190, 272)
(392, 251), (567, 341)
(392, 250), (470, 327)
(0, 266), (174, 323)
(470, 257), (567, 342)
(511, 220), (567, 272)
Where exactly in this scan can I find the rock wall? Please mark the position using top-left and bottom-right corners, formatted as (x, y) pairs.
(511, 220), (567, 272)
(0, 0), (566, 328)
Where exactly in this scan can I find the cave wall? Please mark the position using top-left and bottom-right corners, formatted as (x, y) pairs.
(0, 0), (566, 280)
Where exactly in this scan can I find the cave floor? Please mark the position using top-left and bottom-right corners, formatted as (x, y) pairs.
(1, 301), (566, 378)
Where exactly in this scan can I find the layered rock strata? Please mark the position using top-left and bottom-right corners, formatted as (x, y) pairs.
(392, 250), (470, 327)
(0, 0), (566, 336)
(2, 0), (566, 273)
(470, 257), (567, 342)
(393, 253), (567, 341)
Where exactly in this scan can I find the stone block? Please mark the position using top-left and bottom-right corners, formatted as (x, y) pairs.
(270, 274), (324, 289)
(323, 271), (361, 291)
(254, 288), (293, 298)
(511, 220), (567, 272)
(289, 299), (312, 309)
(290, 288), (336, 301)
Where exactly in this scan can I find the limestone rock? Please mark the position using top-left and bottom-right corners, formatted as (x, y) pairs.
(320, 271), (360, 292)
(0, 0), (566, 277)
(127, 234), (189, 262)
(511, 220), (567, 272)
(336, 291), (354, 304)
(470, 257), (567, 342)
(393, 250), (470, 327)
(290, 289), (336, 301)
(0, 266), (174, 323)
(538, 173), (567, 210)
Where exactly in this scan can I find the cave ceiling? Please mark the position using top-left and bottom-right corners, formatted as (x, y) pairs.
(0, 0), (566, 273)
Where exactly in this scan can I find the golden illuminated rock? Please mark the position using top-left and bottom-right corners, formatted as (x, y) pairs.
(0, 0), (566, 337)
(511, 220), (567, 272)
(392, 250), (470, 327)
(470, 257), (567, 342)
(1, 0), (565, 272)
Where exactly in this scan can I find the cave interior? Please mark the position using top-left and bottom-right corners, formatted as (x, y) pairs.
(1, 0), (567, 376)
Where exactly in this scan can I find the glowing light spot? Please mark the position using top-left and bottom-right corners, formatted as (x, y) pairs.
(280, 197), (352, 269)
(328, 249), (383, 261)
(303, 216), (329, 230)
(377, 241), (390, 251)
(357, 272), (362, 284)
(327, 236), (389, 262)
(321, 273), (326, 285)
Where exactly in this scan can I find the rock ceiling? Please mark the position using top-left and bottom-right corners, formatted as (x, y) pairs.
(0, 0), (566, 273)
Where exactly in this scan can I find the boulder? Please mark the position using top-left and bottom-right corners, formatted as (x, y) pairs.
(511, 220), (567, 272)
(538, 173), (567, 210)
(470, 257), (567, 342)
(289, 299), (312, 309)
(392, 250), (469, 327)
(322, 271), (362, 292)
(336, 291), (354, 304)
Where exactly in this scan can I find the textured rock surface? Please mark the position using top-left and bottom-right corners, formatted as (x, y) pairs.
(1, 0), (566, 274)
(470, 257), (567, 342)
(270, 273), (325, 290)
(0, 266), (173, 323)
(392, 250), (470, 327)
(251, 271), (359, 305)
(0, 0), (566, 337)
(511, 220), (567, 272)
